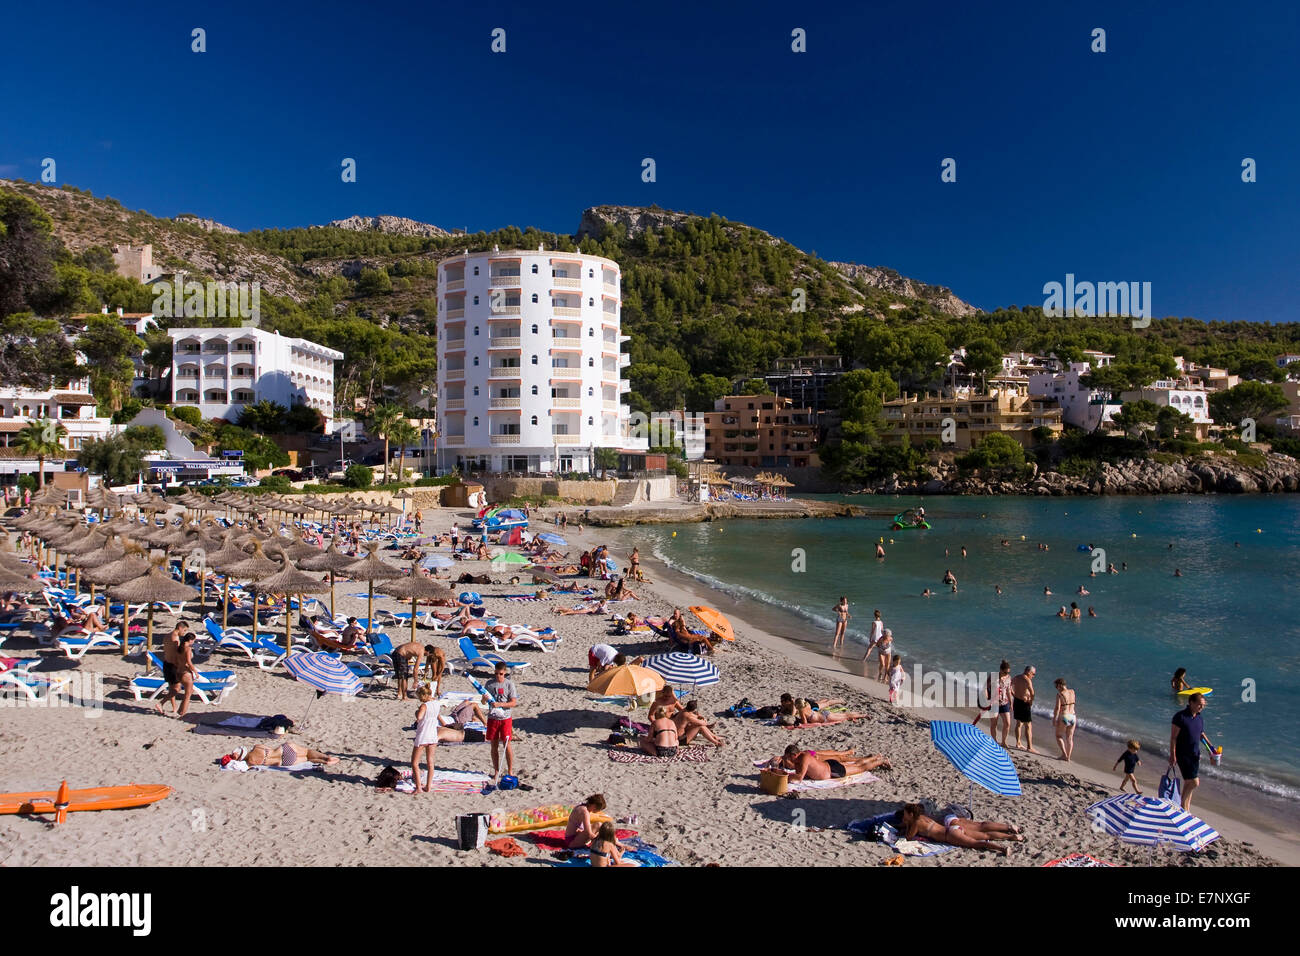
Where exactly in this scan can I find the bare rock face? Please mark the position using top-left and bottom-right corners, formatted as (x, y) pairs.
(173, 215), (239, 234)
(576, 205), (711, 240)
(326, 215), (450, 238)
(829, 262), (979, 317)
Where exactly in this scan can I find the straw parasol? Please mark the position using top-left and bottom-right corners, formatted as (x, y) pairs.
(252, 553), (327, 653)
(220, 542), (283, 641)
(204, 534), (258, 627)
(298, 541), (357, 618)
(107, 555), (198, 655)
(378, 569), (455, 645)
(343, 542), (402, 625)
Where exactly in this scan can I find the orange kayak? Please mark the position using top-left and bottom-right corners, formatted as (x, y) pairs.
(0, 783), (172, 816)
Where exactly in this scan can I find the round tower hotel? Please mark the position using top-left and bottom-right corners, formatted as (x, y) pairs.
(437, 247), (644, 473)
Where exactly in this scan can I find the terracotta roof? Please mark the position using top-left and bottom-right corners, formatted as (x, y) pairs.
(51, 394), (99, 405)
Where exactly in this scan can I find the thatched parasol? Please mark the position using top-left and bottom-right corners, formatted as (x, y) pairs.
(343, 542), (402, 624)
(378, 570), (455, 645)
(253, 553), (327, 653)
(220, 542), (283, 641)
(107, 556), (198, 655)
(298, 540), (356, 618)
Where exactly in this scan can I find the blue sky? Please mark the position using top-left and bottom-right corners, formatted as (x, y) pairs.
(2, 0), (1297, 321)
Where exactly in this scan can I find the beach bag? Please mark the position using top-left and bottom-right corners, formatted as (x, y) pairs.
(456, 813), (489, 850)
(498, 775), (519, 791)
(1158, 770), (1182, 805)
(759, 769), (790, 796)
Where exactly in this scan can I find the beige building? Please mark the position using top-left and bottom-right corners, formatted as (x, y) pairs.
(882, 384), (1063, 450)
(702, 395), (820, 468)
(112, 244), (162, 284)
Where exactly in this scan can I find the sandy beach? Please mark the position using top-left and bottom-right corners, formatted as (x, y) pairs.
(0, 504), (1291, 868)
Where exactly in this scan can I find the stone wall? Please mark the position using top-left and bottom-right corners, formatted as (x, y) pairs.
(482, 477), (617, 504)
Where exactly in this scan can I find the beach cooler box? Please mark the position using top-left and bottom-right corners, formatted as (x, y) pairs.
(456, 813), (489, 850)
(759, 769), (789, 796)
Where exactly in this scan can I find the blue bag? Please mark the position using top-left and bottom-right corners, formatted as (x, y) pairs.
(1158, 770), (1181, 805)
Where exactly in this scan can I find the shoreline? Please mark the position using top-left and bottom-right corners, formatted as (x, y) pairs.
(595, 522), (1300, 866)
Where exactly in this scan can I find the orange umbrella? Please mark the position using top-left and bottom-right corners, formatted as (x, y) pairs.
(587, 664), (664, 698)
(689, 606), (735, 642)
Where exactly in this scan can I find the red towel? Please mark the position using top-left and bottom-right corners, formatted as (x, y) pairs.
(527, 828), (637, 851)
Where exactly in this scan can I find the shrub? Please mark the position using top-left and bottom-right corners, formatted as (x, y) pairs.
(414, 475), (456, 486)
(171, 406), (203, 427)
(257, 474), (292, 494)
(343, 464), (373, 489)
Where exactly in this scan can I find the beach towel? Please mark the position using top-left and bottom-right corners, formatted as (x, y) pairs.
(528, 828), (638, 851)
(607, 746), (711, 764)
(504, 595), (544, 602)
(786, 771), (879, 792)
(545, 839), (673, 867)
(485, 837), (528, 858)
(847, 814), (952, 856)
(1043, 853), (1116, 867)
(220, 760), (322, 774)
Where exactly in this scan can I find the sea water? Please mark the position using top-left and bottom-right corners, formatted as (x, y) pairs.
(620, 495), (1300, 799)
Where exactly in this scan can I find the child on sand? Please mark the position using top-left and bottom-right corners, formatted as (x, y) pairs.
(411, 685), (439, 794)
(1114, 740), (1142, 794)
(888, 653), (905, 704)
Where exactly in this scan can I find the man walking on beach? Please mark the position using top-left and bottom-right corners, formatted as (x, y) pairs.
(1011, 665), (1036, 752)
(1169, 692), (1207, 812)
(483, 662), (518, 779)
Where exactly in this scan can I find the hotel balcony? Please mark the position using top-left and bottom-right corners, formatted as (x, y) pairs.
(488, 337), (521, 348)
(490, 397), (521, 409)
(445, 308), (465, 320)
(444, 278), (464, 292)
(490, 305), (522, 316)
(488, 366), (522, 380)
(603, 281), (618, 295)
(552, 433), (581, 445)
(443, 435), (464, 446)
(444, 367), (465, 381)
(550, 368), (582, 379)
(553, 397), (581, 408)
(553, 276), (581, 288)
(444, 399), (465, 410)
(490, 274), (521, 287)
(619, 353), (630, 368)
(553, 307), (582, 318)
(490, 434), (521, 445)
(444, 338), (465, 350)
(602, 399), (619, 410)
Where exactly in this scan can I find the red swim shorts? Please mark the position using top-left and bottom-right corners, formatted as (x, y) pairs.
(486, 717), (513, 741)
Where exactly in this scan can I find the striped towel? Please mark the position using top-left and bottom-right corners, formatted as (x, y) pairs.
(608, 746), (711, 764)
(504, 595), (543, 602)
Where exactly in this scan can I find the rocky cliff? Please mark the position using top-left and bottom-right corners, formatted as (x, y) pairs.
(829, 262), (979, 317)
(856, 453), (1300, 496)
(325, 215), (450, 238)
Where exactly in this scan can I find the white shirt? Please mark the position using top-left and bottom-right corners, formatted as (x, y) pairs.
(871, 619), (884, 643)
(590, 644), (618, 666)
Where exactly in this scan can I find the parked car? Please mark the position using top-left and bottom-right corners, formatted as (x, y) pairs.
(272, 468), (307, 482)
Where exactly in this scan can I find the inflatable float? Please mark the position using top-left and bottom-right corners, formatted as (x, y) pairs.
(890, 509), (930, 531)
(1176, 686), (1213, 698)
(0, 782), (172, 824)
(488, 803), (613, 834)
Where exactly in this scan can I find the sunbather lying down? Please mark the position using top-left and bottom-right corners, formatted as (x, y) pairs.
(774, 746), (891, 781)
(898, 803), (1023, 856)
(235, 743), (339, 767)
(554, 601), (609, 616)
(779, 697), (865, 726)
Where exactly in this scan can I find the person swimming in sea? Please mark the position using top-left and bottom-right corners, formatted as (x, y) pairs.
(1107, 563), (1118, 574)
(995, 585), (1003, 595)
(1077, 585), (1089, 595)
(1174, 568), (1183, 577)
(1044, 586), (1053, 596)
(943, 570), (957, 586)
(921, 588), (934, 597)
(1069, 602), (1081, 620)
(1057, 606), (1068, 618)
(1171, 668), (1191, 693)
(876, 542), (886, 558)
(1087, 607), (1097, 618)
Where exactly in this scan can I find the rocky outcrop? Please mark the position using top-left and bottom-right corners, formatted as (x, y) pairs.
(829, 262), (978, 317)
(576, 205), (720, 241)
(586, 499), (865, 527)
(849, 454), (1300, 497)
(173, 215), (239, 234)
(325, 215), (450, 238)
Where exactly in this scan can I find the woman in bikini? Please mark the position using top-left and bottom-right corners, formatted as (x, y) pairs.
(240, 743), (339, 767)
(795, 698), (865, 725)
(898, 803), (1021, 856)
(993, 660), (1013, 746)
(639, 706), (679, 758)
(1052, 677), (1077, 762)
(832, 597), (849, 649)
(589, 822), (636, 867)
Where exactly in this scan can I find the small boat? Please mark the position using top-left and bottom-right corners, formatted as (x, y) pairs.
(0, 782), (172, 823)
(891, 509), (931, 530)
(472, 507), (529, 533)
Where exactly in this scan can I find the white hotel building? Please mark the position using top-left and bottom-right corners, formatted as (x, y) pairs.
(436, 248), (645, 473)
(168, 328), (344, 429)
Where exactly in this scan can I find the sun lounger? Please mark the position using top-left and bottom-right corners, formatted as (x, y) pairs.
(129, 652), (237, 704)
(56, 631), (133, 660)
(203, 617), (263, 660)
(481, 627), (561, 653)
(0, 669), (73, 701)
(455, 637), (531, 673)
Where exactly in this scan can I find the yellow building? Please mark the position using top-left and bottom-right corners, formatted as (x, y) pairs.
(882, 384), (1063, 450)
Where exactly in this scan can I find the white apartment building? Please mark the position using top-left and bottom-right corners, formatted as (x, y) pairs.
(1119, 380), (1214, 438)
(1028, 363), (1121, 432)
(168, 327), (344, 429)
(0, 369), (113, 483)
(436, 247), (644, 474)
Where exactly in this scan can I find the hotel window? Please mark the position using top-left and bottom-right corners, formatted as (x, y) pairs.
(473, 266), (479, 275)
(588, 417), (594, 425)
(531, 355), (538, 365)
(532, 294), (539, 303)
(588, 269), (594, 278)
(531, 324), (538, 334)
(473, 417), (479, 426)
(588, 358), (595, 367)
(473, 387), (479, 396)
(531, 416), (538, 426)
(531, 385), (539, 395)
(588, 298), (594, 306)
(531, 264), (538, 274)
(588, 328), (594, 336)
(473, 357), (479, 366)
(473, 296), (479, 305)
(588, 387), (594, 396)
(473, 326), (480, 335)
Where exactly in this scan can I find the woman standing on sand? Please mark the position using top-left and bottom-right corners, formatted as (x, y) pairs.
(1052, 678), (1077, 762)
(993, 661), (1013, 746)
(832, 597), (850, 649)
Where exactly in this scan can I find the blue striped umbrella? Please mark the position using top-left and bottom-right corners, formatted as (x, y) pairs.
(930, 720), (1022, 814)
(1085, 794), (1219, 853)
(536, 532), (566, 546)
(643, 652), (720, 687)
(284, 652), (362, 697)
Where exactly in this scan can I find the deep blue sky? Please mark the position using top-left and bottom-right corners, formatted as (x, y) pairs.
(2, 1), (1297, 321)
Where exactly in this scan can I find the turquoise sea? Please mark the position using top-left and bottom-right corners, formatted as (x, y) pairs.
(621, 496), (1300, 798)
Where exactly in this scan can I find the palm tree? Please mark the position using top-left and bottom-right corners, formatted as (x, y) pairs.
(366, 403), (404, 484)
(389, 420), (419, 485)
(16, 419), (69, 488)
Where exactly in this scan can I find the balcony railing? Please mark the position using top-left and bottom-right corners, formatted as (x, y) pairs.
(603, 281), (618, 294)
(552, 397), (581, 408)
(490, 305), (522, 316)
(552, 434), (581, 445)
(443, 435), (464, 446)
(488, 367), (522, 379)
(490, 434), (521, 445)
(444, 278), (464, 291)
(489, 337), (521, 348)
(553, 276), (581, 288)
(444, 338), (465, 350)
(444, 399), (465, 410)
(550, 368), (581, 379)
(445, 308), (465, 319)
(602, 399), (619, 410)
(553, 307), (582, 317)
(444, 368), (465, 380)
(490, 397), (521, 408)
(490, 274), (521, 286)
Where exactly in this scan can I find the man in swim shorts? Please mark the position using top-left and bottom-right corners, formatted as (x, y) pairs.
(1169, 693), (1207, 812)
(777, 745), (891, 781)
(1010, 665), (1036, 753)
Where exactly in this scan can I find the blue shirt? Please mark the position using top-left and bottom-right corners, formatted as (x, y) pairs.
(1171, 707), (1203, 760)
